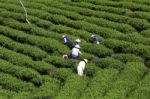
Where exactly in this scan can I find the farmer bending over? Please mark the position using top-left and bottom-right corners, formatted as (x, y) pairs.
(77, 59), (88, 76)
(91, 35), (100, 44)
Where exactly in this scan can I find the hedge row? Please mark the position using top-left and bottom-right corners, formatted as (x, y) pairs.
(0, 89), (16, 98)
(0, 11), (107, 58)
(45, 14), (123, 38)
(55, 74), (87, 99)
(2, 10), (148, 48)
(129, 70), (150, 99)
(0, 46), (55, 74)
(1, 12), (149, 59)
(84, 63), (99, 77)
(15, 1), (148, 45)
(13, 0), (136, 33)
(87, 0), (150, 12)
(126, 0), (150, 5)
(2, 0), (150, 32)
(31, 76), (60, 99)
(31, 0), (150, 31)
(2, 3), (147, 47)
(52, 68), (73, 82)
(0, 14), (87, 46)
(0, 5), (96, 42)
(0, 33), (47, 60)
(103, 62), (146, 99)
(62, 0), (129, 14)
(12, 76), (61, 99)
(1, 10), (148, 48)
(129, 11), (150, 22)
(11, 2), (124, 39)
(141, 29), (150, 38)
(0, 25), (70, 55)
(80, 68), (118, 99)
(44, 56), (78, 68)
(103, 39), (150, 59)
(84, 17), (136, 33)
(2, 14), (104, 59)
(94, 58), (124, 70)
(112, 53), (144, 63)
(0, 72), (35, 92)
(64, 0), (150, 22)
(81, 43), (114, 57)
(0, 59), (42, 85)
(117, 33), (150, 46)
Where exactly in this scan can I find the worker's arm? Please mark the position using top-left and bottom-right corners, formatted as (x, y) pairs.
(79, 50), (82, 55)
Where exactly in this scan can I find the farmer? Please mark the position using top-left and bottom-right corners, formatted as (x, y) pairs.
(77, 59), (88, 76)
(62, 34), (71, 46)
(73, 39), (81, 47)
(91, 35), (100, 44)
(71, 44), (82, 59)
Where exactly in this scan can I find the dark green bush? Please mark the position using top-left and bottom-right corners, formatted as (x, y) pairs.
(81, 43), (114, 57)
(103, 39), (133, 53)
(84, 64), (99, 77)
(95, 58), (124, 70)
(112, 54), (144, 63)
(44, 56), (78, 68)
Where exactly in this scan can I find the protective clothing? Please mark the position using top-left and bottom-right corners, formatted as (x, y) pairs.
(71, 45), (81, 59)
(63, 35), (71, 46)
(77, 59), (88, 76)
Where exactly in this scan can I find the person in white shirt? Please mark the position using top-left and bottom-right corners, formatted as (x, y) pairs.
(71, 45), (82, 59)
(77, 59), (88, 76)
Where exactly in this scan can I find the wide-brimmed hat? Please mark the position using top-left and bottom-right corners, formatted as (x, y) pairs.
(62, 35), (66, 38)
(75, 39), (81, 43)
(83, 59), (88, 63)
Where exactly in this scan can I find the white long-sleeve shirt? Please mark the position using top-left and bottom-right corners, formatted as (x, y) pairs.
(72, 47), (81, 56)
(77, 61), (86, 76)
(64, 37), (67, 43)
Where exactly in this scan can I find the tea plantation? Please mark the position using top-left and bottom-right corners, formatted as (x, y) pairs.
(0, 0), (150, 98)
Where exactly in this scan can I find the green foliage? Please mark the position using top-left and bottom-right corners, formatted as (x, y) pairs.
(112, 54), (144, 63)
(129, 71), (150, 99)
(0, 59), (42, 85)
(84, 63), (99, 77)
(31, 75), (60, 99)
(0, 72), (35, 92)
(95, 58), (124, 70)
(81, 68), (118, 99)
(53, 68), (73, 82)
(0, 0), (149, 98)
(0, 34), (47, 60)
(0, 46), (55, 73)
(55, 74), (87, 99)
(44, 56), (78, 68)
(0, 26), (70, 54)
(104, 62), (146, 99)
(103, 38), (133, 53)
(141, 29), (150, 38)
(82, 43), (113, 57)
